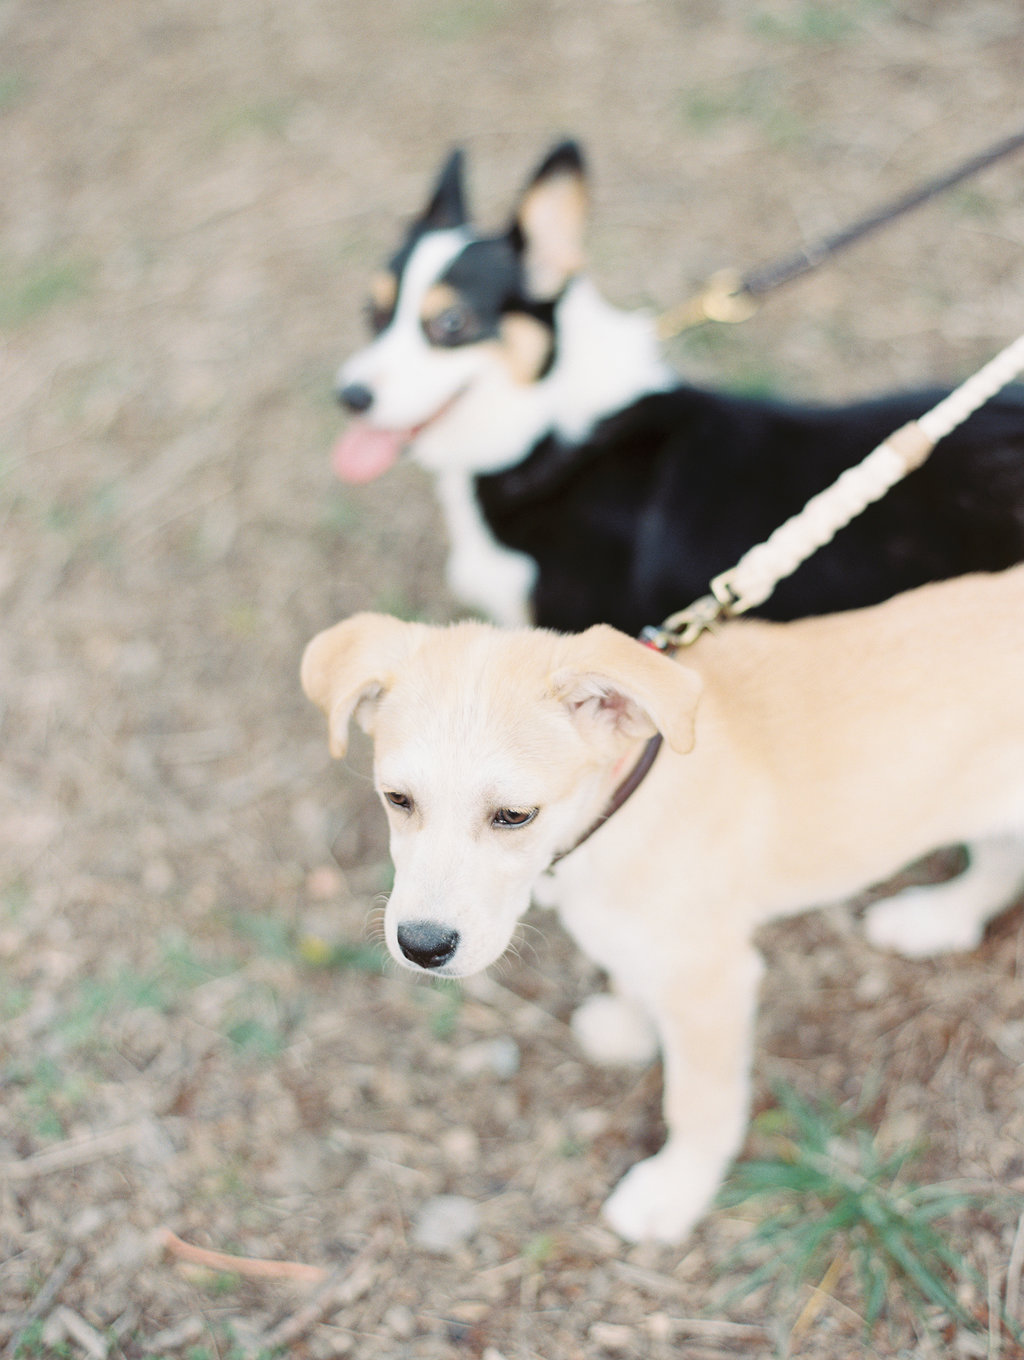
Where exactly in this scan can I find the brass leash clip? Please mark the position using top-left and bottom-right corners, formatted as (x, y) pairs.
(656, 268), (759, 342)
(640, 574), (744, 653)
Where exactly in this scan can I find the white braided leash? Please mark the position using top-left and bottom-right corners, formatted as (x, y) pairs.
(656, 330), (1024, 645)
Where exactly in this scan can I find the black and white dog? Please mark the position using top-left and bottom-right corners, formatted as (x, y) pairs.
(333, 141), (1024, 632)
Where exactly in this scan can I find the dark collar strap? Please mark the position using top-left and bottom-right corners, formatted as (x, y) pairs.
(547, 732), (664, 871)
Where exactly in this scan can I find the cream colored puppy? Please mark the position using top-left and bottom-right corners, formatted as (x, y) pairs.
(301, 565), (1024, 1244)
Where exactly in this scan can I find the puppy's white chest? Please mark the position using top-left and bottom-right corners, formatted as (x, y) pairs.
(436, 471), (537, 628)
(541, 862), (655, 1001)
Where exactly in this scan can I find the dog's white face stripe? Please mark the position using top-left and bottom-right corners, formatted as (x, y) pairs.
(381, 228), (470, 343)
(338, 229), (496, 432)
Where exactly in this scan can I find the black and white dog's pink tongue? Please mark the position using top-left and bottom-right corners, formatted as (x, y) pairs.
(331, 422), (405, 484)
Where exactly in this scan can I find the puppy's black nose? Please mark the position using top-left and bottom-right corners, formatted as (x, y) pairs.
(338, 382), (374, 413)
(396, 920), (460, 970)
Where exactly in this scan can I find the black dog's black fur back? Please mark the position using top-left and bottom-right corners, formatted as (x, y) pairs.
(476, 383), (1024, 633)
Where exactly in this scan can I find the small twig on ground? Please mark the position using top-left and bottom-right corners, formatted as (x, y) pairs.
(612, 1259), (689, 1298)
(159, 1228), (328, 1282)
(1005, 1205), (1024, 1325)
(258, 1231), (386, 1352)
(987, 1243), (1000, 1360)
(44, 1307), (109, 1360)
(0, 1123), (147, 1183)
(659, 1317), (771, 1342)
(4, 1246), (83, 1357)
(788, 1249), (848, 1351)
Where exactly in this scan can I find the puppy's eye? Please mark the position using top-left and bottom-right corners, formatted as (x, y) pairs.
(384, 790), (413, 812)
(424, 304), (478, 347)
(492, 807), (538, 829)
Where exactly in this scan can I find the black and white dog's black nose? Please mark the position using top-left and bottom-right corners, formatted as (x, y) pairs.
(396, 920), (460, 970)
(338, 382), (374, 414)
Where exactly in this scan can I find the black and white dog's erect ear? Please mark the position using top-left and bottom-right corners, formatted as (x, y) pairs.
(510, 140), (588, 301)
(416, 147), (469, 234)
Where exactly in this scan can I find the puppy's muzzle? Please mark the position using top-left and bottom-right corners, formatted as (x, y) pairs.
(396, 919), (460, 970)
(338, 382), (374, 413)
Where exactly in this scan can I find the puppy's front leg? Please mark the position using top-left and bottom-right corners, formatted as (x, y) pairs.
(602, 941), (764, 1245)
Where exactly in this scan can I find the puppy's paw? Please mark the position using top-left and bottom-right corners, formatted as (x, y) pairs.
(602, 1147), (715, 1244)
(570, 994), (659, 1067)
(864, 886), (985, 959)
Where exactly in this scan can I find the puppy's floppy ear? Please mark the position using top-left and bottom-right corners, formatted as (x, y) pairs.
(548, 624), (702, 754)
(511, 140), (587, 299)
(301, 613), (423, 758)
(416, 147), (468, 233)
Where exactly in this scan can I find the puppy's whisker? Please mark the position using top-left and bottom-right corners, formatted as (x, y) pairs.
(490, 952), (515, 983)
(364, 908), (387, 948)
(506, 920), (544, 969)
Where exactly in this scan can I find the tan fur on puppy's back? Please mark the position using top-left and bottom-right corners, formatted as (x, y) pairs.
(690, 565), (1024, 757)
(683, 566), (1024, 904)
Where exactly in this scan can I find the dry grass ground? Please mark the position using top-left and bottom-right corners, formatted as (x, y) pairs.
(2, 1), (1024, 1356)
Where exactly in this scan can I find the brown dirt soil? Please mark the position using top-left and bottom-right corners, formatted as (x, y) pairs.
(2, 1), (1024, 1356)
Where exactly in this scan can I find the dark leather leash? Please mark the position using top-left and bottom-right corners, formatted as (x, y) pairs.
(658, 121), (1024, 340)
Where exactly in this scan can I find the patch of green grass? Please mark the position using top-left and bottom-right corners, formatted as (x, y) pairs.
(522, 1232), (556, 1267)
(297, 935), (385, 973)
(421, 978), (462, 1040)
(208, 99), (294, 143)
(222, 602), (263, 637)
(231, 910), (386, 975)
(204, 1269), (244, 1296)
(231, 911), (296, 958)
(9, 1055), (91, 1141)
(320, 489), (360, 534)
(371, 587), (424, 621)
(158, 931), (232, 990)
(0, 255), (95, 328)
(0, 72), (28, 113)
(747, 0), (888, 44)
(14, 1319), (72, 1358)
(56, 940), (234, 1053)
(2, 876), (31, 919)
(679, 70), (807, 148)
(749, 5), (855, 43)
(0, 977), (31, 1023)
(219, 971), (304, 1058)
(949, 186), (999, 221)
(718, 1085), (1011, 1339)
(421, 0), (507, 40)
(225, 1016), (286, 1057)
(677, 323), (791, 397)
(15, 476), (124, 562)
(170, 1319), (282, 1360)
(182, 1346), (278, 1360)
(58, 967), (169, 1049)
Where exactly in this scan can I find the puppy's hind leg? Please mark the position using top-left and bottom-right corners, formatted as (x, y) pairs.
(864, 833), (1024, 959)
(571, 991), (660, 1067)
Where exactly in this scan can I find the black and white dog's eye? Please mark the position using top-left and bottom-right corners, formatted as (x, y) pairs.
(424, 305), (477, 347)
(365, 302), (394, 336)
(384, 790), (413, 812)
(492, 807), (538, 829)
